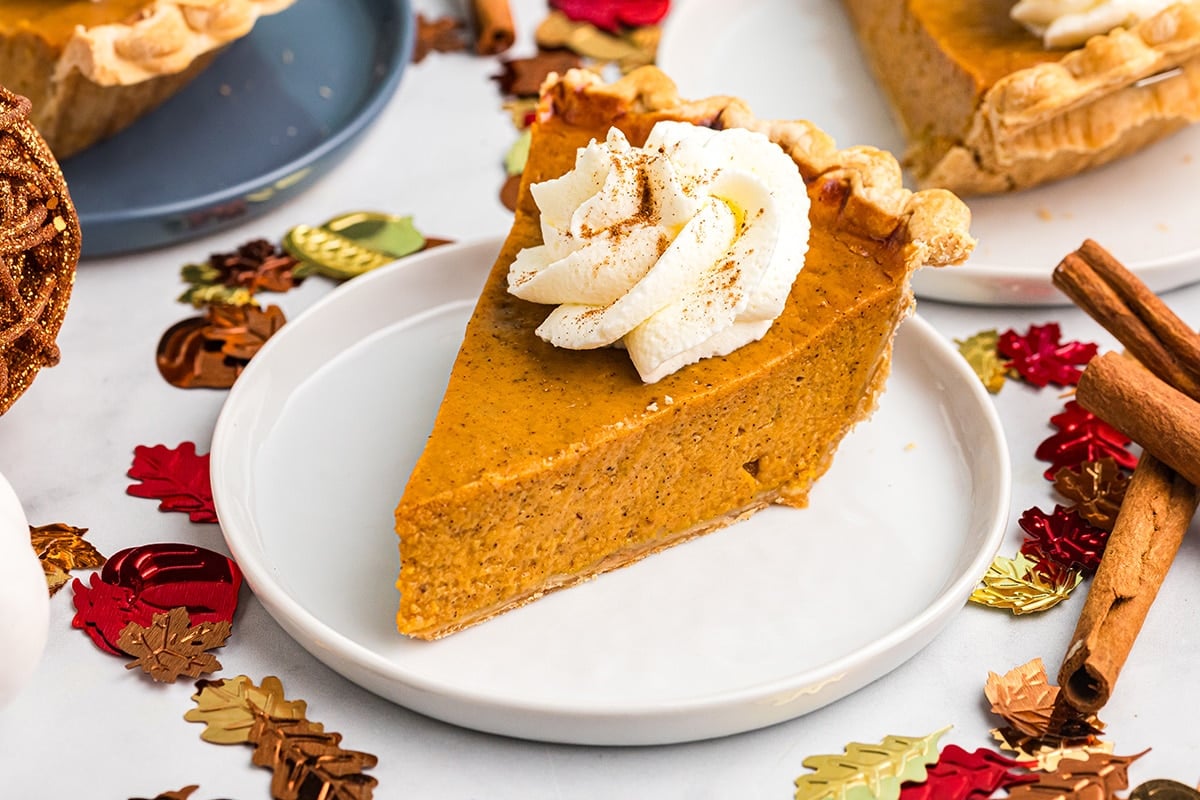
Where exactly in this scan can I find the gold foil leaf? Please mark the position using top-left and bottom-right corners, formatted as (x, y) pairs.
(1007, 750), (1146, 798)
(284, 212), (426, 280)
(117, 607), (231, 683)
(970, 552), (1082, 614)
(534, 11), (658, 72)
(985, 659), (1060, 738)
(505, 128), (531, 176)
(956, 329), (1007, 393)
(178, 284), (255, 308)
(1053, 458), (1130, 532)
(30, 523), (105, 595)
(991, 730), (1114, 772)
(793, 727), (949, 800)
(185, 675), (309, 744)
(248, 713), (378, 799)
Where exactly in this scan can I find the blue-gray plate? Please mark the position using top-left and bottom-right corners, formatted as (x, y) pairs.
(62, 0), (413, 258)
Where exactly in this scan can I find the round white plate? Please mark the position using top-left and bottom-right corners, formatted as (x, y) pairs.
(658, 0), (1200, 306)
(211, 239), (1010, 745)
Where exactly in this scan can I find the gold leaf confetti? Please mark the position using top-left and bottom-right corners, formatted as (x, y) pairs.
(956, 329), (1008, 393)
(186, 675), (309, 744)
(118, 607), (231, 683)
(1053, 457), (1130, 532)
(970, 552), (1082, 614)
(793, 727), (949, 800)
(29, 522), (105, 595)
(991, 729), (1114, 772)
(985, 658), (1061, 738)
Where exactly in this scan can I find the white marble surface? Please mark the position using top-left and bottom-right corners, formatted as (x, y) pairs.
(3, 0), (1200, 796)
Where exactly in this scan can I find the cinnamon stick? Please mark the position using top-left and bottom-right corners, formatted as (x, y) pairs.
(1059, 453), (1200, 712)
(472, 0), (515, 55)
(1051, 239), (1200, 715)
(1076, 351), (1200, 488)
(1054, 249), (1200, 399)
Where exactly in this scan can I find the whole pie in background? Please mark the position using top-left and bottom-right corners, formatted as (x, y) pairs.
(0, 0), (297, 159)
(841, 0), (1200, 194)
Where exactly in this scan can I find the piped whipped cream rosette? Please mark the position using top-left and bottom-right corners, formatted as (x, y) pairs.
(1011, 0), (1177, 48)
(507, 120), (811, 384)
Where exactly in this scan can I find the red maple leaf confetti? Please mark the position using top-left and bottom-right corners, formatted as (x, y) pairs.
(1019, 505), (1110, 576)
(900, 745), (1035, 799)
(126, 442), (216, 523)
(71, 543), (242, 656)
(1035, 401), (1138, 479)
(998, 323), (1097, 387)
(549, 0), (670, 32)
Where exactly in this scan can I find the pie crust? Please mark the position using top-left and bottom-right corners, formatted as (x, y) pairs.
(842, 0), (1200, 194)
(392, 67), (973, 639)
(0, 0), (296, 158)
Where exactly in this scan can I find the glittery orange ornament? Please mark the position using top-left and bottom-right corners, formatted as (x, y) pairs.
(0, 87), (80, 414)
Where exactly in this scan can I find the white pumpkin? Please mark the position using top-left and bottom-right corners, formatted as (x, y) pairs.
(0, 472), (48, 707)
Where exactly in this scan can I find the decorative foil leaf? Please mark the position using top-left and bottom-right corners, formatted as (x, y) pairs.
(29, 522), (105, 594)
(1036, 401), (1138, 480)
(991, 730), (1114, 772)
(1006, 750), (1147, 798)
(494, 50), (583, 97)
(548, 0), (670, 33)
(998, 323), (1098, 387)
(535, 11), (661, 72)
(504, 128), (531, 176)
(128, 787), (200, 800)
(985, 659), (1061, 738)
(955, 329), (1007, 393)
(118, 607), (231, 683)
(1053, 458), (1130, 531)
(283, 212), (427, 281)
(126, 442), (216, 523)
(248, 712), (378, 800)
(793, 728), (949, 800)
(969, 553), (1082, 615)
(186, 675), (309, 744)
(899, 745), (1035, 799)
(1019, 505), (1110, 576)
(412, 13), (468, 63)
(178, 283), (256, 308)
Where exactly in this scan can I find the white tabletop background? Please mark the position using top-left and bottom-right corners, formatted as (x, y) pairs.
(2, 0), (1200, 796)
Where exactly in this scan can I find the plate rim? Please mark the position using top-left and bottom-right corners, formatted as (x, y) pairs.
(69, 0), (414, 237)
(212, 237), (1012, 742)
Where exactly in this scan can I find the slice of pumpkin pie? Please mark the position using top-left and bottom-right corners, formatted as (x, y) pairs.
(393, 67), (974, 640)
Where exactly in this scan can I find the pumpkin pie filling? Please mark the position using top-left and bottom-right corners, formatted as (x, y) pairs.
(392, 68), (974, 640)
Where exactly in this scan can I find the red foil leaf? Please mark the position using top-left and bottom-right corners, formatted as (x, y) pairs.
(900, 745), (1035, 799)
(998, 323), (1098, 387)
(71, 574), (151, 655)
(549, 0), (670, 32)
(71, 543), (242, 656)
(1035, 401), (1138, 479)
(1019, 505), (1110, 576)
(127, 442), (217, 523)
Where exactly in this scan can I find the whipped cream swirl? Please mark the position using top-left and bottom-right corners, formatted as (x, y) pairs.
(1011, 0), (1176, 48)
(507, 121), (810, 384)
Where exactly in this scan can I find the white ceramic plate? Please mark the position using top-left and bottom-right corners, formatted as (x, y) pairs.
(658, 0), (1200, 306)
(211, 239), (1010, 745)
